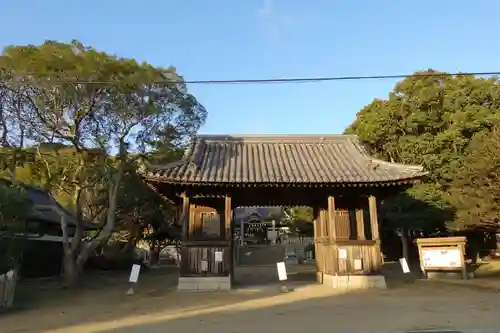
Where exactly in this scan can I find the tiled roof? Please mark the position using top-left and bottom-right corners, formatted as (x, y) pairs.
(0, 178), (96, 228)
(143, 134), (426, 185)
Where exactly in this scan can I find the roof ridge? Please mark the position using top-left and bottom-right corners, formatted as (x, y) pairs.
(368, 158), (426, 172)
(196, 134), (358, 143)
(350, 142), (426, 172)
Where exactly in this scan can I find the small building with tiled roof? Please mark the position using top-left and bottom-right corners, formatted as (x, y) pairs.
(0, 179), (97, 278)
(144, 134), (427, 291)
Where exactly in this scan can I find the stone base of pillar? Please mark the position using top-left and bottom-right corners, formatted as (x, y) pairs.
(316, 271), (323, 284)
(322, 274), (387, 290)
(177, 276), (232, 291)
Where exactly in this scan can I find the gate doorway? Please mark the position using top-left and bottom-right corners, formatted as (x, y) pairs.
(233, 239), (316, 287)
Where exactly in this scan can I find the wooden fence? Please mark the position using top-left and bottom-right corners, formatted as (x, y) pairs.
(316, 240), (382, 275)
(0, 270), (17, 309)
(282, 237), (315, 245)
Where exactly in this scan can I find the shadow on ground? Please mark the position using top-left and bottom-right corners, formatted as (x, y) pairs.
(5, 263), (498, 332)
(33, 282), (500, 333)
(233, 264), (318, 288)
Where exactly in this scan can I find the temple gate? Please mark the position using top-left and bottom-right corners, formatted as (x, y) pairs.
(143, 134), (426, 290)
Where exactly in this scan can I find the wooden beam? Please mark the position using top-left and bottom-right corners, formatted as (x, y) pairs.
(368, 195), (379, 240)
(355, 209), (366, 240)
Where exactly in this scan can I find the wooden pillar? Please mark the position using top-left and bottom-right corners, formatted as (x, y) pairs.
(224, 196), (232, 240)
(368, 195), (382, 271)
(327, 196), (338, 275)
(368, 195), (380, 240)
(313, 206), (320, 239)
(312, 206), (323, 283)
(187, 203), (196, 239)
(327, 196), (337, 240)
(320, 208), (328, 237)
(179, 193), (190, 278)
(319, 209), (328, 274)
(225, 196), (233, 283)
(355, 209), (365, 240)
(180, 193), (190, 242)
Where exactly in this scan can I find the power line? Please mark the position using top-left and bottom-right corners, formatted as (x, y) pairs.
(1, 71), (500, 85)
(182, 71), (500, 85)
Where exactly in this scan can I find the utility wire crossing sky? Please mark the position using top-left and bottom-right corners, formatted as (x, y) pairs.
(0, 71), (499, 86)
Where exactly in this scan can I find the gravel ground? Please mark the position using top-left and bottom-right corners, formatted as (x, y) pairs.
(2, 280), (500, 333)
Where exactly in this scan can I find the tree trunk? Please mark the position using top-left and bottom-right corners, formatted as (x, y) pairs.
(149, 245), (160, 267)
(175, 244), (181, 266)
(56, 206), (81, 288)
(62, 252), (79, 288)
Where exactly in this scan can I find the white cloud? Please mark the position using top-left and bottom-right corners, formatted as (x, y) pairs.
(258, 0), (274, 18)
(256, 0), (296, 41)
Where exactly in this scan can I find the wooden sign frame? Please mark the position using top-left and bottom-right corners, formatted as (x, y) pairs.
(416, 237), (468, 280)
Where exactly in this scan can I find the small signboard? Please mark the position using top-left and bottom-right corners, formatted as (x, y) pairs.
(422, 249), (461, 268)
(338, 248), (347, 259)
(129, 264), (141, 283)
(399, 258), (410, 273)
(416, 237), (468, 280)
(353, 259), (363, 271)
(214, 251), (223, 262)
(276, 261), (288, 281)
(201, 260), (208, 271)
(267, 230), (277, 242)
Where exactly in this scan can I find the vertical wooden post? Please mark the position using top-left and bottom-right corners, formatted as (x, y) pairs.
(327, 196), (338, 275)
(368, 195), (382, 271)
(327, 196), (337, 240)
(188, 204), (196, 239)
(368, 195), (380, 240)
(180, 193), (190, 242)
(179, 193), (190, 277)
(355, 209), (366, 240)
(320, 209), (328, 274)
(320, 208), (328, 237)
(224, 196), (232, 240)
(313, 206), (320, 239)
(224, 195), (233, 283)
(313, 206), (322, 283)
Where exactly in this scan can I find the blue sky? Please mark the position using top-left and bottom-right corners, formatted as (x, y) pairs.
(1, 1), (499, 135)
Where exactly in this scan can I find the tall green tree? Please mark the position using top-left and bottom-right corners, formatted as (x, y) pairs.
(0, 40), (206, 285)
(346, 70), (500, 240)
(448, 123), (500, 231)
(285, 207), (314, 222)
(347, 70), (500, 182)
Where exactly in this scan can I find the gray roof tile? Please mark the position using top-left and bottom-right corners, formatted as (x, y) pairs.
(144, 135), (426, 185)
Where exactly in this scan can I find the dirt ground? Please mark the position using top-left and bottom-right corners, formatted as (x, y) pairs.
(2, 266), (500, 333)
